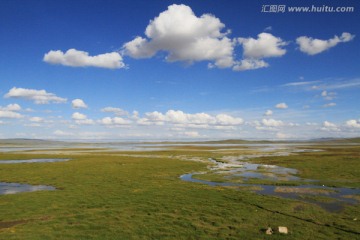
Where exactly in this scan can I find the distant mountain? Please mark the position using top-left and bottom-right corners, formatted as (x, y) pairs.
(309, 137), (360, 143)
(0, 138), (63, 145)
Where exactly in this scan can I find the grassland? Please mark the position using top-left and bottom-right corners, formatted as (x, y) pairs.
(0, 141), (359, 239)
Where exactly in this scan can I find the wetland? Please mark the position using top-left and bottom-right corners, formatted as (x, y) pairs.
(0, 138), (359, 239)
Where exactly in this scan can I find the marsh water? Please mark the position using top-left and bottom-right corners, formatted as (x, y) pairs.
(0, 158), (70, 164)
(0, 182), (55, 195)
(180, 173), (359, 212)
(181, 154), (360, 212)
(0, 159), (69, 194)
(1, 141), (359, 212)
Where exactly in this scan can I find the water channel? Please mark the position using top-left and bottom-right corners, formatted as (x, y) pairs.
(181, 153), (360, 212)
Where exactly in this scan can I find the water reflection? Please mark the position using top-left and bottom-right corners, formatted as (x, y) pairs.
(0, 159), (70, 164)
(180, 152), (359, 212)
(0, 182), (55, 195)
(180, 173), (359, 212)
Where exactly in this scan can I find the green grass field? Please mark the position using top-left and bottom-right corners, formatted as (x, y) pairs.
(0, 142), (359, 239)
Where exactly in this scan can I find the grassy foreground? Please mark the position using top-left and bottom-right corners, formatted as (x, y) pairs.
(0, 145), (359, 239)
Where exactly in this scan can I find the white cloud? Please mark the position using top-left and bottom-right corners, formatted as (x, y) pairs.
(296, 32), (355, 55)
(29, 117), (43, 122)
(0, 110), (23, 119)
(321, 90), (336, 101)
(166, 110), (191, 124)
(4, 87), (67, 104)
(323, 121), (337, 128)
(262, 118), (284, 127)
(183, 131), (200, 138)
(264, 110), (273, 116)
(99, 117), (113, 125)
(72, 112), (94, 125)
(99, 117), (132, 126)
(232, 59), (269, 71)
(1, 104), (21, 111)
(264, 26), (272, 32)
(321, 78), (360, 90)
(72, 99), (88, 109)
(345, 119), (360, 128)
(137, 110), (244, 129)
(72, 112), (87, 120)
(215, 113), (244, 125)
(43, 49), (125, 69)
(144, 111), (167, 123)
(275, 103), (288, 109)
(276, 132), (291, 139)
(234, 32), (286, 71)
(238, 32), (287, 59)
(0, 103), (26, 119)
(123, 4), (235, 69)
(132, 111), (140, 119)
(101, 107), (128, 116)
(282, 80), (321, 87)
(77, 119), (95, 125)
(323, 102), (336, 108)
(53, 130), (74, 136)
(321, 121), (340, 131)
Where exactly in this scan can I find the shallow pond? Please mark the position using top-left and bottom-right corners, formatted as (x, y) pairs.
(0, 159), (68, 195)
(210, 156), (311, 182)
(0, 182), (55, 195)
(180, 173), (359, 212)
(181, 151), (360, 212)
(0, 158), (70, 164)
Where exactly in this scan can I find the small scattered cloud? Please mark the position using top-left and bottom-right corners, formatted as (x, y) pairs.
(1, 103), (21, 111)
(101, 107), (128, 116)
(345, 119), (360, 129)
(44, 49), (125, 69)
(0, 103), (23, 119)
(72, 112), (87, 120)
(183, 131), (200, 138)
(264, 110), (273, 116)
(275, 102), (288, 109)
(53, 130), (75, 136)
(264, 26), (272, 32)
(140, 110), (244, 127)
(296, 32), (355, 55)
(321, 90), (337, 100)
(4, 87), (67, 104)
(29, 117), (44, 122)
(282, 80), (320, 87)
(232, 59), (269, 71)
(320, 78), (360, 90)
(72, 112), (94, 125)
(323, 102), (336, 108)
(276, 132), (291, 139)
(99, 117), (132, 126)
(72, 99), (88, 109)
(236, 32), (287, 71)
(238, 33), (287, 59)
(321, 121), (340, 131)
(0, 110), (23, 119)
(262, 118), (284, 127)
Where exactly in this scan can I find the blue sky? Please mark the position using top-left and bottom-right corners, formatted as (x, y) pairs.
(0, 0), (359, 140)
